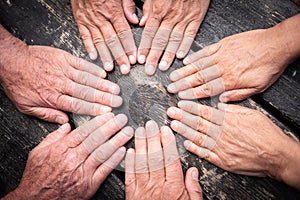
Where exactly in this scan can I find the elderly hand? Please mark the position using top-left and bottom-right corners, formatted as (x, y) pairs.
(167, 101), (300, 189)
(0, 38), (123, 124)
(3, 113), (133, 199)
(138, 0), (210, 75)
(125, 120), (202, 200)
(71, 0), (138, 74)
(167, 14), (300, 101)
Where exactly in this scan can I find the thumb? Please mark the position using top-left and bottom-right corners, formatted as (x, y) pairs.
(122, 0), (139, 24)
(26, 107), (69, 124)
(219, 88), (257, 102)
(35, 123), (71, 150)
(185, 167), (203, 200)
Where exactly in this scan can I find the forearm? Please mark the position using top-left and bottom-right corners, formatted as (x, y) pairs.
(0, 25), (28, 84)
(272, 14), (300, 64)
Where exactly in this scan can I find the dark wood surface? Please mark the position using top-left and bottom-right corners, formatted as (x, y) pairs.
(0, 0), (300, 199)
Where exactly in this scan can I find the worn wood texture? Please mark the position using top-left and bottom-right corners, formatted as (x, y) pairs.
(0, 0), (300, 199)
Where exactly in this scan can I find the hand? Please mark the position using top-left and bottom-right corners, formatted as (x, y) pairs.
(167, 101), (300, 181)
(4, 113), (133, 200)
(0, 45), (122, 124)
(71, 0), (138, 74)
(125, 120), (202, 200)
(138, 0), (210, 75)
(167, 27), (292, 101)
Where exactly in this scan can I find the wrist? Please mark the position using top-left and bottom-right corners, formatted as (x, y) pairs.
(0, 25), (28, 85)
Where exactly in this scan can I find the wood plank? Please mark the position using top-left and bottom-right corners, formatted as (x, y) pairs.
(0, 0), (300, 199)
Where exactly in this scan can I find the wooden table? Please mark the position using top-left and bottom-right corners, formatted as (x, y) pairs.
(0, 0), (300, 199)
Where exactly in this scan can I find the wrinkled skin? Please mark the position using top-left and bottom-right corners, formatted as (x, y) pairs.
(167, 101), (300, 189)
(125, 120), (203, 200)
(139, 0), (211, 75)
(167, 14), (300, 101)
(0, 42), (122, 124)
(3, 113), (133, 200)
(71, 0), (138, 74)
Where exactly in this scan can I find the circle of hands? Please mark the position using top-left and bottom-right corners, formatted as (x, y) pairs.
(2, 0), (299, 199)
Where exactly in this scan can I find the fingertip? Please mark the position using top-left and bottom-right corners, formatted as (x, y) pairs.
(58, 123), (71, 134)
(139, 16), (147, 26)
(131, 13), (139, 24)
(138, 54), (146, 64)
(166, 107), (176, 118)
(104, 62), (114, 71)
(120, 64), (131, 75)
(89, 49), (98, 60)
(55, 115), (69, 124)
(145, 64), (156, 76)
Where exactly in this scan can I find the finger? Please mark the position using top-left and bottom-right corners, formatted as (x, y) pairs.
(139, 0), (152, 26)
(183, 43), (221, 65)
(82, 114), (128, 153)
(169, 58), (215, 83)
(177, 101), (225, 126)
(77, 24), (97, 60)
(168, 65), (221, 93)
(160, 126), (182, 182)
(145, 28), (172, 75)
(167, 107), (221, 140)
(125, 148), (136, 199)
(178, 78), (225, 99)
(184, 140), (213, 159)
(36, 123), (71, 150)
(176, 20), (201, 59)
(135, 127), (149, 185)
(185, 167), (203, 200)
(117, 30), (137, 65)
(122, 0), (139, 24)
(98, 21), (130, 74)
(68, 58), (106, 79)
(56, 95), (112, 116)
(26, 107), (69, 124)
(68, 113), (115, 144)
(170, 120), (216, 149)
(65, 81), (123, 107)
(138, 26), (157, 64)
(217, 102), (250, 114)
(146, 120), (164, 178)
(71, 70), (120, 95)
(93, 147), (126, 186)
(159, 30), (184, 71)
(219, 88), (257, 102)
(89, 126), (133, 167)
(96, 42), (114, 71)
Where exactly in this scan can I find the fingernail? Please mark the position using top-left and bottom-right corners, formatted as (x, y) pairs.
(132, 13), (139, 22)
(104, 62), (113, 71)
(169, 71), (181, 81)
(100, 106), (112, 113)
(178, 90), (192, 99)
(129, 55), (136, 64)
(167, 108), (176, 117)
(161, 126), (171, 136)
(158, 61), (168, 71)
(59, 123), (69, 133)
(145, 64), (156, 76)
(120, 64), (130, 75)
(127, 148), (135, 154)
(192, 168), (199, 180)
(219, 93), (227, 102)
(135, 127), (146, 138)
(111, 96), (123, 107)
(56, 116), (66, 124)
(115, 114), (128, 126)
(171, 120), (180, 130)
(217, 103), (227, 111)
(138, 55), (146, 63)
(183, 57), (190, 64)
(184, 140), (192, 149)
(177, 51), (185, 59)
(89, 49), (97, 60)
(112, 85), (121, 95)
(167, 84), (176, 93)
(122, 126), (134, 137)
(145, 120), (159, 136)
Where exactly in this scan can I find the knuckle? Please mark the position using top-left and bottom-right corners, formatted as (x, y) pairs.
(194, 85), (211, 97)
(196, 118), (204, 132)
(93, 148), (107, 163)
(195, 71), (204, 83)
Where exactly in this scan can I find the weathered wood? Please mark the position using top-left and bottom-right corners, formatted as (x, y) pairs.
(0, 0), (300, 199)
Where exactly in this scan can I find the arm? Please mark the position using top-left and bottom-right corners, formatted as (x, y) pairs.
(167, 14), (300, 102)
(0, 25), (122, 124)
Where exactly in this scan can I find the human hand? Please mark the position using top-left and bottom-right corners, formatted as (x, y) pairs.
(125, 120), (202, 200)
(167, 101), (300, 178)
(71, 0), (138, 74)
(0, 45), (122, 124)
(167, 28), (291, 101)
(138, 0), (210, 75)
(4, 113), (133, 200)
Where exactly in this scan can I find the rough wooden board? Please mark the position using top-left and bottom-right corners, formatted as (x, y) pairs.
(0, 0), (300, 199)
